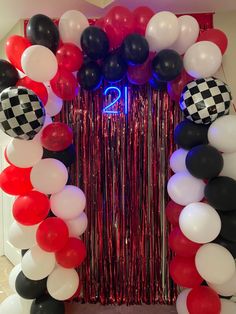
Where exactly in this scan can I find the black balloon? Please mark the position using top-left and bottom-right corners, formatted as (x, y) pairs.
(21, 249), (28, 257)
(26, 14), (60, 53)
(152, 49), (183, 82)
(47, 210), (56, 218)
(174, 120), (209, 150)
(214, 236), (236, 258)
(66, 175), (72, 185)
(0, 60), (19, 92)
(186, 145), (223, 179)
(205, 176), (236, 212)
(15, 271), (47, 300)
(30, 295), (65, 314)
(81, 26), (109, 60)
(220, 296), (233, 300)
(220, 211), (236, 242)
(102, 53), (128, 83)
(43, 144), (76, 168)
(121, 33), (149, 65)
(149, 76), (167, 91)
(77, 61), (102, 91)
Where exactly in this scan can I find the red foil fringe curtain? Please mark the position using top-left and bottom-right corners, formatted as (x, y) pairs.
(59, 86), (181, 305)
(23, 12), (213, 306)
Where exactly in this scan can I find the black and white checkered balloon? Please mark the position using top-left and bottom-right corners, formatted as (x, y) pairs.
(180, 77), (232, 125)
(0, 86), (45, 140)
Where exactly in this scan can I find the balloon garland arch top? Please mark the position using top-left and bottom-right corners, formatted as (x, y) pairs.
(0, 5), (235, 314)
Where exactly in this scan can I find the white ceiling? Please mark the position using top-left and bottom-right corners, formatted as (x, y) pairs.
(1, 0), (236, 40)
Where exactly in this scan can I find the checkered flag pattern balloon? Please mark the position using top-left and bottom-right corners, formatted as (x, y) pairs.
(0, 86), (45, 140)
(180, 77), (232, 125)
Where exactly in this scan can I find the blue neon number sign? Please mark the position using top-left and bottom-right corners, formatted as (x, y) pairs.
(103, 86), (128, 114)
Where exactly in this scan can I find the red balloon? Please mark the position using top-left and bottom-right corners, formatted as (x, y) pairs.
(187, 286), (221, 314)
(41, 122), (73, 152)
(127, 53), (153, 85)
(166, 200), (184, 225)
(50, 68), (78, 101)
(170, 256), (203, 288)
(5, 35), (31, 72)
(133, 6), (154, 36)
(198, 28), (228, 55)
(103, 6), (135, 50)
(167, 71), (193, 102)
(0, 166), (33, 196)
(56, 237), (86, 268)
(17, 76), (48, 105)
(36, 217), (69, 252)
(56, 43), (83, 72)
(169, 226), (202, 257)
(13, 191), (50, 226)
(95, 18), (104, 28)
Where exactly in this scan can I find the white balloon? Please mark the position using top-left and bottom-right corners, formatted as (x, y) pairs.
(176, 289), (191, 314)
(22, 245), (56, 280)
(208, 115), (236, 153)
(19, 297), (33, 313)
(66, 212), (88, 237)
(21, 45), (58, 82)
(59, 10), (89, 48)
(145, 11), (180, 52)
(33, 114), (52, 143)
(0, 294), (30, 314)
(208, 270), (236, 297)
(170, 15), (199, 55)
(42, 114), (53, 127)
(184, 41), (222, 78)
(30, 158), (68, 194)
(9, 221), (38, 249)
(9, 264), (21, 292)
(45, 85), (63, 117)
(47, 266), (79, 301)
(6, 138), (43, 168)
(50, 185), (86, 220)
(170, 148), (188, 173)
(221, 152), (236, 180)
(179, 202), (221, 244)
(220, 299), (236, 314)
(195, 243), (235, 285)
(167, 171), (205, 206)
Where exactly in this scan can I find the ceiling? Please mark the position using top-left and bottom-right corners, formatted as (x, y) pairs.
(1, 0), (236, 40)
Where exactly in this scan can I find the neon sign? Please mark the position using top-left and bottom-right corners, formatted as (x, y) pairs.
(103, 86), (128, 114)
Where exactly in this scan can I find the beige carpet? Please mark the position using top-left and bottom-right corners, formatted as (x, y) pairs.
(0, 256), (177, 314)
(65, 303), (177, 314)
(0, 256), (13, 303)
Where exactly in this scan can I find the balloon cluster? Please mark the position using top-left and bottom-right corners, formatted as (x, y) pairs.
(0, 5), (232, 314)
(0, 8), (229, 108)
(0, 136), (87, 314)
(0, 11), (91, 314)
(0, 137), (87, 314)
(167, 41), (236, 314)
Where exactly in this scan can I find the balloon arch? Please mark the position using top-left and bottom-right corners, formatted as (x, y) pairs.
(0, 5), (235, 314)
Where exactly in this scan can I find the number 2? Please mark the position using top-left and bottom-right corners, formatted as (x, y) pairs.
(103, 86), (128, 114)
(103, 87), (121, 114)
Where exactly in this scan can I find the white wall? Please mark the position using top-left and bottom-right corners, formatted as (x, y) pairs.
(215, 11), (236, 114)
(0, 20), (24, 59)
(0, 19), (24, 160)
(0, 20), (23, 262)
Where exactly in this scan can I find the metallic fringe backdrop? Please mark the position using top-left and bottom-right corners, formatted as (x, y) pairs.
(58, 86), (181, 305)
(42, 12), (213, 306)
